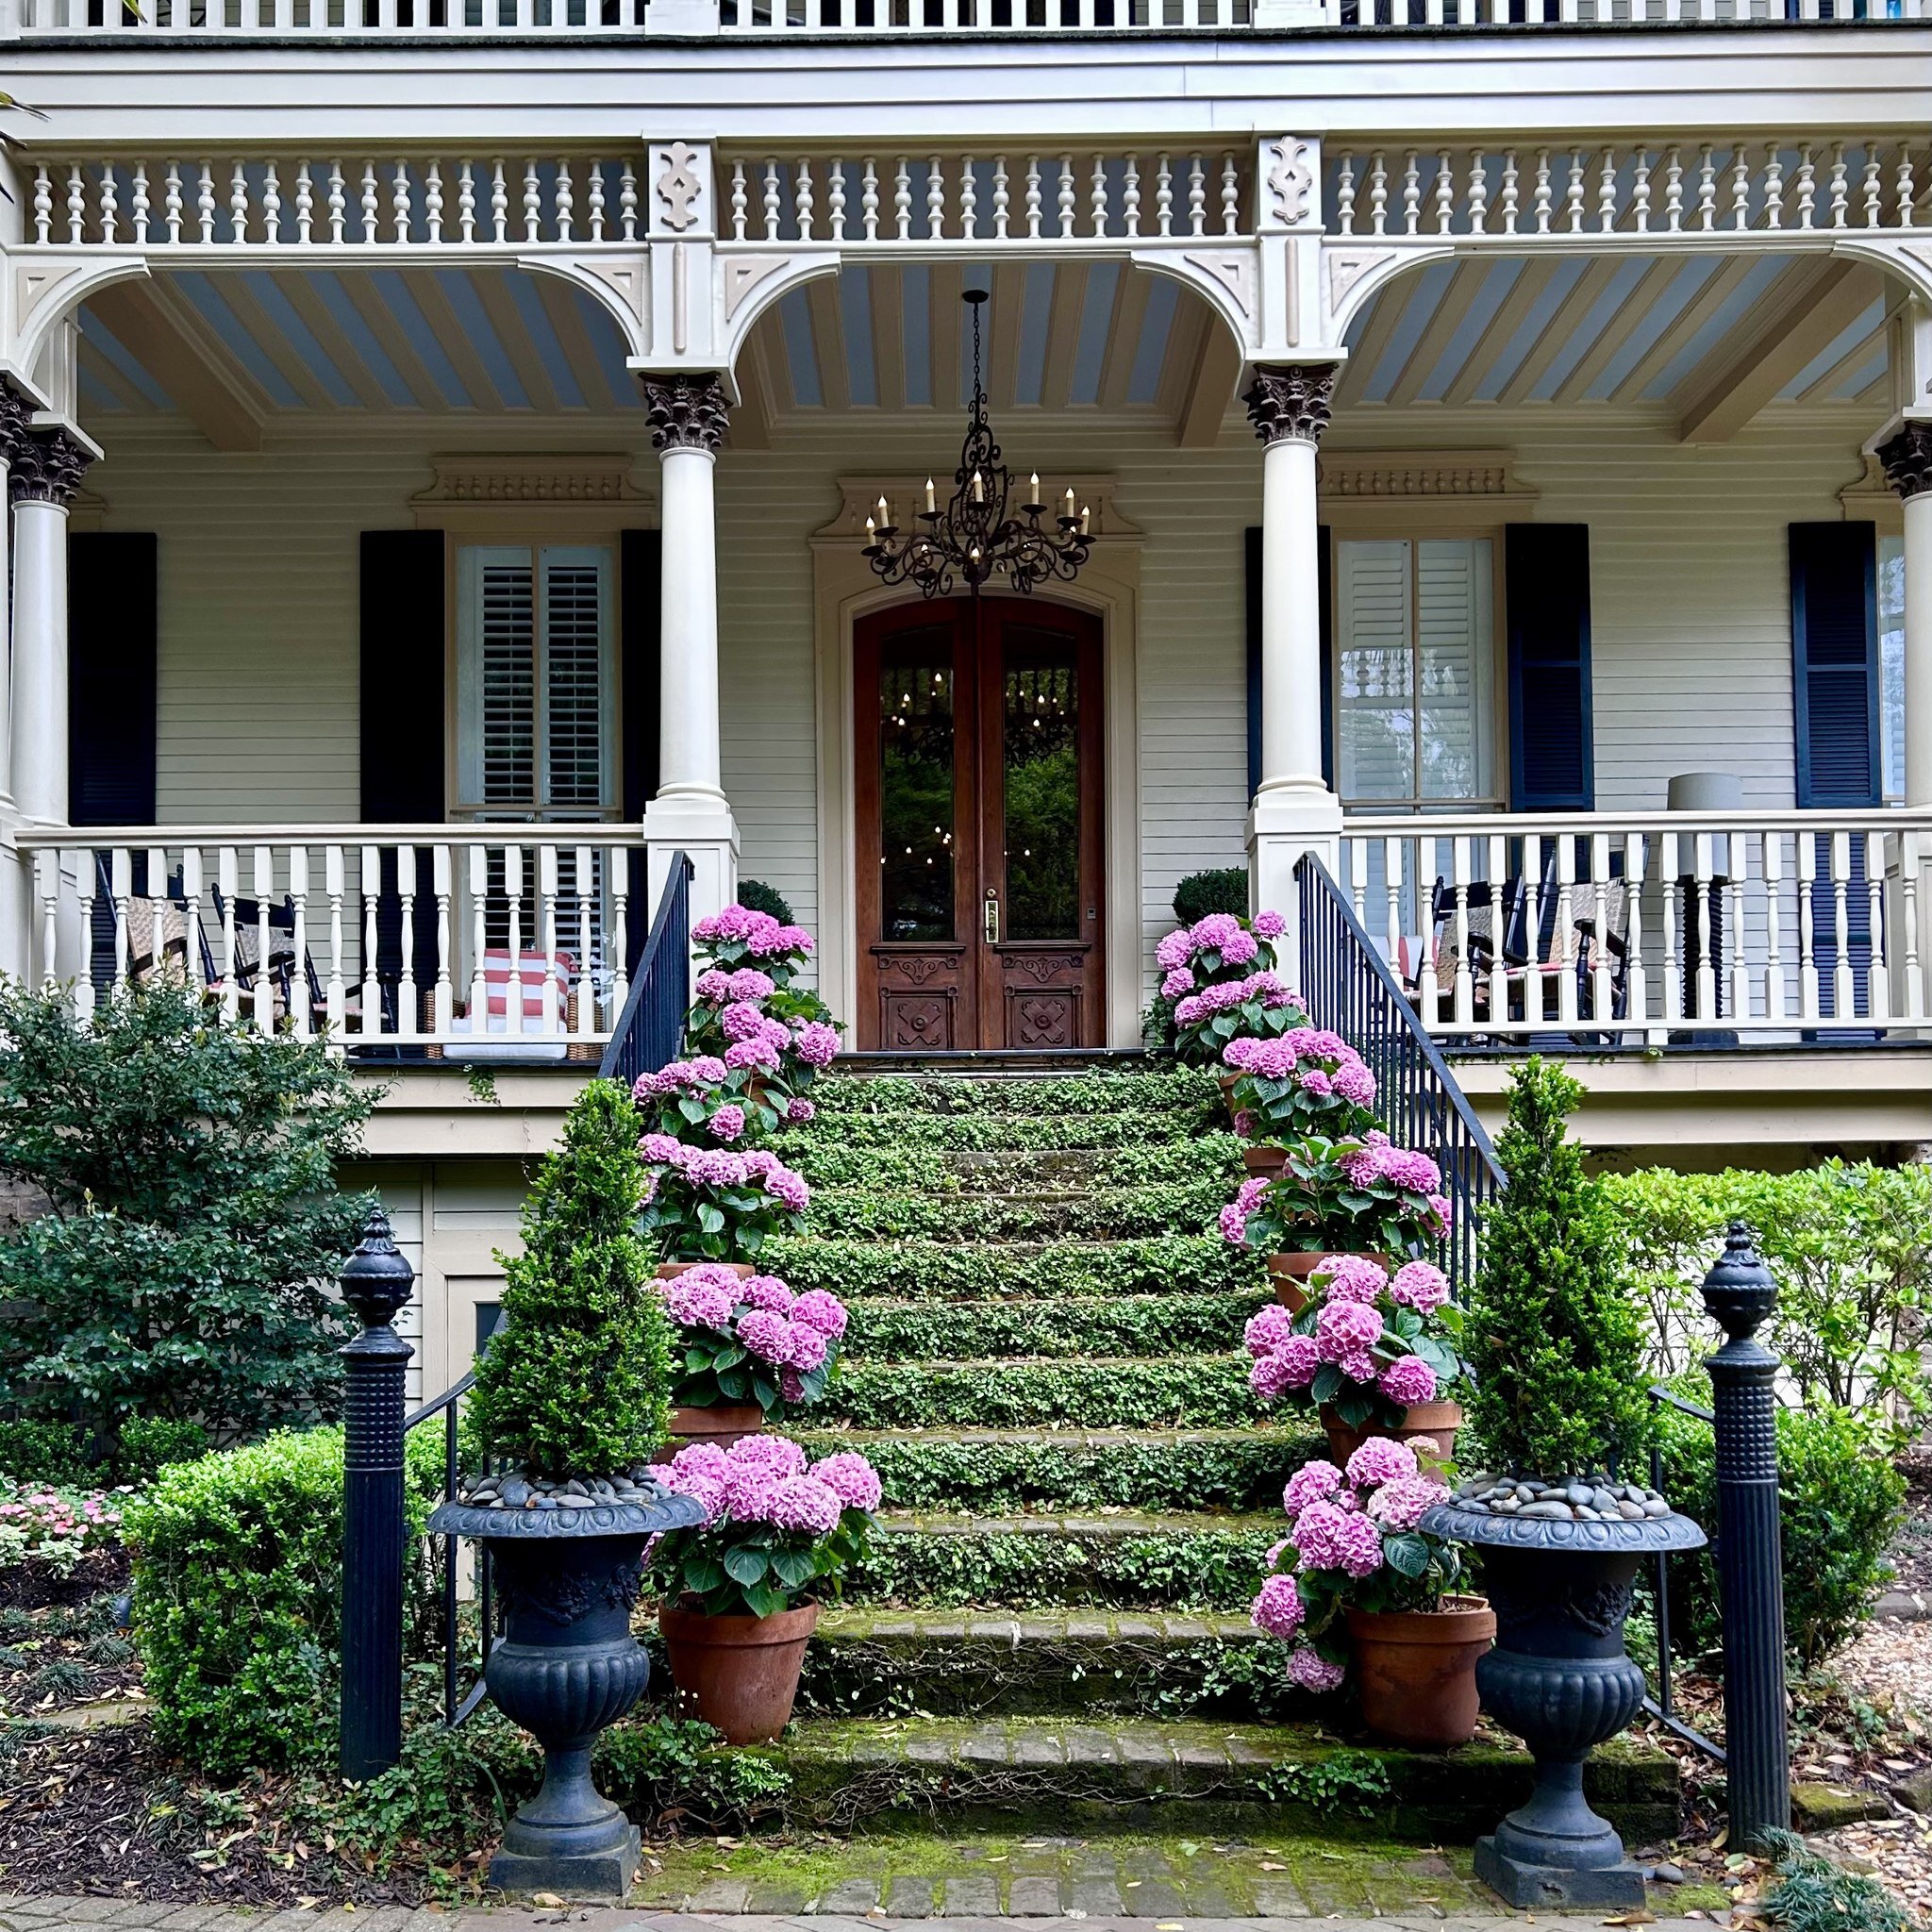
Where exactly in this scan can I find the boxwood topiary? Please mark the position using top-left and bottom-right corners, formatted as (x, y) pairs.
(466, 1079), (673, 1478)
(1173, 867), (1250, 925)
(735, 879), (796, 924)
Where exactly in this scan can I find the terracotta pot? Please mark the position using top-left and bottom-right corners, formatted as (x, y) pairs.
(1320, 1399), (1464, 1467)
(656, 1260), (755, 1281)
(658, 1601), (821, 1744)
(1267, 1249), (1399, 1312)
(1241, 1143), (1287, 1180)
(1344, 1595), (1494, 1750)
(651, 1403), (767, 1465)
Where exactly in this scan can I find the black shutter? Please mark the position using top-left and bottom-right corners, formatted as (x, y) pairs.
(1790, 523), (1879, 1023)
(620, 528), (661, 971)
(1244, 524), (1334, 799)
(1506, 524), (1593, 811)
(69, 533), (158, 827)
(359, 531), (445, 1032)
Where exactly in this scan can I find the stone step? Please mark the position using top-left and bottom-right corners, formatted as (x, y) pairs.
(799, 1607), (1289, 1721)
(791, 1141), (1242, 1196)
(777, 1109), (1219, 1153)
(749, 1715), (1680, 1845)
(814, 1068), (1221, 1120)
(793, 1424), (1320, 1514)
(846, 1288), (1266, 1362)
(767, 1233), (1267, 1304)
(809, 1179), (1228, 1242)
(824, 1353), (1257, 1431)
(848, 1507), (1278, 1608)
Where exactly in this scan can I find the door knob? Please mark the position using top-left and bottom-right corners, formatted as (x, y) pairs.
(983, 893), (1000, 945)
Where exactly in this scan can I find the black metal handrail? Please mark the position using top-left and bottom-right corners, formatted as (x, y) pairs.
(1643, 1381), (1725, 1764)
(403, 1369), (492, 1727)
(1296, 852), (1504, 1301)
(599, 850), (692, 1087)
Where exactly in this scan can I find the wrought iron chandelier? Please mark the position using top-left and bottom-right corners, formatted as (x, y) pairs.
(862, 288), (1093, 599)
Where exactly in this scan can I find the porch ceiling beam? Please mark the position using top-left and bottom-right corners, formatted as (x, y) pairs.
(1676, 259), (1878, 443)
(1039, 262), (1087, 414)
(214, 274), (343, 413)
(1439, 257), (1554, 408)
(1096, 267), (1150, 414)
(1493, 258), (1626, 408)
(929, 261), (963, 411)
(1604, 255), (1757, 406)
(1382, 258), (1487, 408)
(84, 280), (267, 453)
(531, 270), (626, 412)
(1792, 314), (1888, 405)
(988, 261), (1025, 411)
(1548, 256), (1686, 405)
(464, 269), (564, 414)
(271, 270), (403, 412)
(871, 266), (906, 415)
(1174, 306), (1241, 447)
(75, 341), (155, 416)
(806, 274), (850, 415)
(399, 271), (510, 410)
(337, 272), (449, 412)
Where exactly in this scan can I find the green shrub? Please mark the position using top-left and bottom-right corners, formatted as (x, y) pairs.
(0, 979), (375, 1446)
(1606, 1161), (1932, 1440)
(1465, 1058), (1649, 1477)
(467, 1079), (672, 1477)
(734, 879), (796, 925)
(117, 1417), (211, 1482)
(128, 1424), (443, 1776)
(1760, 1829), (1914, 1932)
(1649, 1378), (1905, 1666)
(0, 1419), (91, 1483)
(1173, 867), (1250, 924)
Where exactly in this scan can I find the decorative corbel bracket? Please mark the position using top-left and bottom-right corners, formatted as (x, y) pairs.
(1, 251), (151, 397)
(1319, 240), (1455, 350)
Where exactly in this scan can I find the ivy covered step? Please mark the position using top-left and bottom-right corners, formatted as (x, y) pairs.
(812, 1069), (1223, 1121)
(789, 1141), (1243, 1195)
(846, 1508), (1279, 1608)
(807, 1180), (1232, 1242)
(844, 1290), (1268, 1363)
(768, 1233), (1265, 1304)
(823, 1355), (1258, 1429)
(774, 1109), (1223, 1153)
(792, 1425), (1324, 1513)
(799, 1607), (1293, 1720)
(754, 1715), (1680, 1843)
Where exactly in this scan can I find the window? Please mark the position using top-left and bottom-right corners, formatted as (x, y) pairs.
(1335, 536), (1497, 808)
(455, 543), (617, 821)
(1881, 532), (1905, 805)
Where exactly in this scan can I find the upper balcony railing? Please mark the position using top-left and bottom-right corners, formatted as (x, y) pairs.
(4, 0), (1918, 38)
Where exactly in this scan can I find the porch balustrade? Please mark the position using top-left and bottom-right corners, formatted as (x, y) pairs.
(1338, 808), (1932, 1041)
(12, 824), (645, 1053)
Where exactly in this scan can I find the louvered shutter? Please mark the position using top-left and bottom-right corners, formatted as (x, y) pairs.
(1790, 523), (1879, 1022)
(1506, 524), (1593, 811)
(360, 531), (446, 1036)
(1337, 539), (1415, 801)
(475, 553), (536, 808)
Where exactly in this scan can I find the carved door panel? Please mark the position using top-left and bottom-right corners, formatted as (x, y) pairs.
(855, 598), (1103, 1052)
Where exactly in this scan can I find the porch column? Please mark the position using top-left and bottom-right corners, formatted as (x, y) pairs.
(1243, 364), (1343, 931)
(1880, 422), (1932, 807)
(0, 384), (30, 813)
(8, 425), (91, 827)
(640, 373), (739, 926)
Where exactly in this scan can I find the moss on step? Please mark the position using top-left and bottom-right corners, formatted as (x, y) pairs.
(814, 1070), (1222, 1119)
(846, 1289), (1267, 1363)
(775, 1109), (1222, 1153)
(793, 1139), (1244, 1194)
(808, 1178), (1230, 1241)
(826, 1355), (1257, 1430)
(768, 1233), (1265, 1303)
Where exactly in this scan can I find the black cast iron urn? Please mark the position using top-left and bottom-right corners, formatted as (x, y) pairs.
(1420, 1493), (1705, 1907)
(429, 1488), (705, 1900)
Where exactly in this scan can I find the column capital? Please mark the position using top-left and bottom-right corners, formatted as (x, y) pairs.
(1878, 421), (1932, 502)
(0, 383), (37, 466)
(8, 425), (92, 508)
(1242, 364), (1338, 449)
(641, 373), (729, 454)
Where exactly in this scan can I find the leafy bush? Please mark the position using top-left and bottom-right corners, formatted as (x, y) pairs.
(734, 878), (796, 924)
(1606, 1161), (1932, 1439)
(0, 980), (375, 1446)
(1173, 868), (1250, 925)
(1464, 1058), (1648, 1478)
(0, 1419), (92, 1484)
(117, 1417), (211, 1482)
(1649, 1378), (1904, 1665)
(128, 1424), (443, 1774)
(468, 1079), (673, 1476)
(0, 1476), (130, 1574)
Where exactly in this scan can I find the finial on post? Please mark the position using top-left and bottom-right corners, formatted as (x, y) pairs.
(1699, 1219), (1778, 1345)
(340, 1208), (416, 1335)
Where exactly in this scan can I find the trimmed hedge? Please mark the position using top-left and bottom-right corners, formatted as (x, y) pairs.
(767, 1233), (1266, 1303)
(128, 1424), (444, 1775)
(847, 1290), (1266, 1363)
(824, 1357), (1258, 1430)
(797, 1428), (1322, 1513)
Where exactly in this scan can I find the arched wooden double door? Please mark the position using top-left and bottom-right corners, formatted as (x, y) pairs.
(856, 596), (1104, 1053)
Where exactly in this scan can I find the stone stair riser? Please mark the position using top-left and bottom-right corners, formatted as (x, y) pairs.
(793, 1142), (1242, 1194)
(809, 1182), (1231, 1243)
(826, 1357), (1257, 1430)
(847, 1290), (1266, 1363)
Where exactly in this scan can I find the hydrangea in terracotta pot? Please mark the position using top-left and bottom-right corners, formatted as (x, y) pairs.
(1147, 909), (1307, 1068)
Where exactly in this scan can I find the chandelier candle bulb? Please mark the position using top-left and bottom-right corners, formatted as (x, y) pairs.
(1064, 487), (1075, 518)
(1029, 472), (1040, 505)
(925, 477), (936, 512)
(971, 470), (984, 502)
(1080, 504), (1091, 534)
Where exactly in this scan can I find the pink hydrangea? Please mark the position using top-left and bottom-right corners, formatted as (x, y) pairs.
(1155, 928), (1194, 971)
(794, 1023), (841, 1068)
(725, 968), (777, 1000)
(774, 924), (814, 956)
(738, 1307), (793, 1364)
(1191, 913), (1243, 953)
(1253, 909), (1287, 940)
(742, 1274), (795, 1313)
(1175, 996), (1205, 1027)
(694, 969), (731, 1001)
(1243, 1304), (1297, 1357)
(811, 1451), (883, 1512)
(639, 1132), (683, 1167)
(1390, 1261), (1450, 1314)
(1161, 967), (1194, 999)
(691, 1056), (727, 1084)
(787, 1097), (817, 1123)
(1314, 1299), (1383, 1361)
(1367, 1474), (1450, 1531)
(1333, 1060), (1377, 1107)
(785, 1323), (829, 1372)
(778, 1368), (805, 1404)
(660, 1466), (724, 1524)
(791, 1289), (849, 1339)
(1282, 1459), (1342, 1516)
(693, 905), (758, 942)
(727, 1435), (808, 1477)
(724, 1035), (782, 1072)
(1427, 1192), (1454, 1231)
(1251, 1573), (1306, 1640)
(766, 1474), (843, 1535)
(721, 1001), (770, 1042)
(1299, 1068), (1333, 1098)
(1344, 1438), (1419, 1490)
(1288, 1646), (1346, 1692)
(1222, 1037), (1262, 1070)
(767, 1166), (810, 1212)
(1379, 1355), (1439, 1407)
(1319, 1257), (1389, 1306)
(1219, 927), (1259, 966)
(1251, 1352), (1299, 1400)
(1232, 1108), (1256, 1138)
(1338, 1349), (1379, 1384)
(660, 1267), (739, 1330)
(671, 1441), (730, 1482)
(1263, 1335), (1320, 1393)
(708, 1104), (746, 1142)
(722, 1462), (781, 1520)
(1292, 1499), (1384, 1578)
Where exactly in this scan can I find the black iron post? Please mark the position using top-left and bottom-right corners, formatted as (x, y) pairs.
(339, 1208), (416, 1781)
(1700, 1221), (1790, 1849)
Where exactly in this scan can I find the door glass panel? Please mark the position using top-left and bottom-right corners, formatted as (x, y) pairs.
(879, 634), (957, 941)
(1002, 633), (1081, 941)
